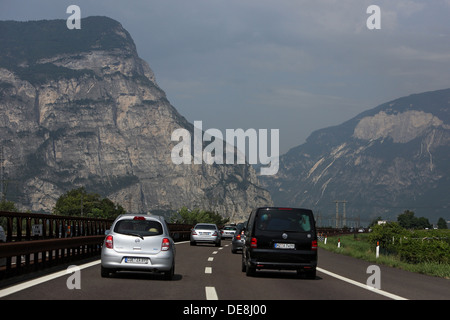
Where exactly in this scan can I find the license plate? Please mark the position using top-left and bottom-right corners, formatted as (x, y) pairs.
(274, 243), (295, 249)
(125, 257), (148, 264)
(200, 232), (210, 235)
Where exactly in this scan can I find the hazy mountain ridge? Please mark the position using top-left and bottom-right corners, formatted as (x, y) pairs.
(260, 88), (450, 224)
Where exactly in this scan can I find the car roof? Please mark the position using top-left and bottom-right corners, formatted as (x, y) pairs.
(114, 213), (164, 222)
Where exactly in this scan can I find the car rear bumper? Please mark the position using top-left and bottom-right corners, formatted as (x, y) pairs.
(190, 235), (220, 243)
(232, 240), (244, 250)
(248, 260), (317, 270)
(221, 233), (235, 239)
(101, 249), (174, 272)
(248, 248), (317, 270)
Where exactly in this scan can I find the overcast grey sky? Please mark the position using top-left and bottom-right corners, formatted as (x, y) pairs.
(1, 0), (450, 153)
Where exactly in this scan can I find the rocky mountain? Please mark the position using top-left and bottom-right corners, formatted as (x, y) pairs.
(260, 89), (450, 224)
(0, 16), (272, 221)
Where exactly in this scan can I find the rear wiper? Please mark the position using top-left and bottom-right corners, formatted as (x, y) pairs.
(124, 232), (144, 240)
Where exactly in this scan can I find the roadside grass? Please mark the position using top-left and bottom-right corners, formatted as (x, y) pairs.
(318, 233), (450, 279)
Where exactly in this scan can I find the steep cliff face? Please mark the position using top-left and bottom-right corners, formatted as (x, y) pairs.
(0, 17), (272, 220)
(260, 89), (450, 223)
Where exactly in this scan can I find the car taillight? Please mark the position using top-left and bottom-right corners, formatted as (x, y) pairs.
(133, 216), (145, 220)
(105, 235), (113, 249)
(312, 240), (318, 250)
(251, 237), (257, 248)
(161, 238), (170, 251)
(236, 234), (241, 240)
(191, 230), (197, 235)
(212, 231), (218, 236)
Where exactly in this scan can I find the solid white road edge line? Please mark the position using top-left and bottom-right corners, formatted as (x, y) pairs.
(316, 267), (408, 300)
(0, 260), (101, 298)
(0, 241), (190, 298)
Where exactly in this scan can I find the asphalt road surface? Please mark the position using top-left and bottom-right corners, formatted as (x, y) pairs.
(1, 240), (449, 301)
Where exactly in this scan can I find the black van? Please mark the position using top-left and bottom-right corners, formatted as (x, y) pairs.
(242, 207), (318, 278)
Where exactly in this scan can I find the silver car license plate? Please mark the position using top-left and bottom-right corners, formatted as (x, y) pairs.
(125, 257), (148, 264)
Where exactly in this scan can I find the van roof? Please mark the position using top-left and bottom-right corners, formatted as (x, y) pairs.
(256, 207), (313, 212)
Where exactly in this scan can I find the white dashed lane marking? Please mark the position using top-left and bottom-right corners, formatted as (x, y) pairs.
(205, 286), (218, 300)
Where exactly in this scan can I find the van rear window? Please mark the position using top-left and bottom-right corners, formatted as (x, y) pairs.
(256, 209), (312, 233)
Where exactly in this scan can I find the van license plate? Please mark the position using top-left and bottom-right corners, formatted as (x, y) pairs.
(125, 257), (148, 264)
(274, 243), (295, 249)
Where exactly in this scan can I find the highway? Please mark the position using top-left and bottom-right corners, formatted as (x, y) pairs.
(1, 240), (449, 301)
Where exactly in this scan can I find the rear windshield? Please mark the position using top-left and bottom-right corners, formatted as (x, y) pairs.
(195, 224), (216, 230)
(256, 209), (313, 233)
(114, 219), (163, 237)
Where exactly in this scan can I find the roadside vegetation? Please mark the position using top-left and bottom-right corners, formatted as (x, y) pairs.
(319, 224), (450, 279)
(52, 187), (125, 219)
(169, 206), (229, 226)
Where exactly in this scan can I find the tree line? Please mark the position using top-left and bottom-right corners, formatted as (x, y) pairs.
(0, 187), (230, 226)
(370, 209), (447, 230)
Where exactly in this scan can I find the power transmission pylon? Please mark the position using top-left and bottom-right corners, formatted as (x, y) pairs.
(334, 200), (348, 228)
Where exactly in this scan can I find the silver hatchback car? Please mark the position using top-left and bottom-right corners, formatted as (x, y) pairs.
(190, 223), (221, 247)
(101, 214), (175, 280)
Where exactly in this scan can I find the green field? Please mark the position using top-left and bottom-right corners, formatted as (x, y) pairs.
(318, 232), (450, 279)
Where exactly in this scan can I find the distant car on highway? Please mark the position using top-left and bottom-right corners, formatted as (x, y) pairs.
(242, 207), (318, 278)
(221, 225), (237, 239)
(101, 214), (175, 280)
(190, 223), (221, 247)
(231, 223), (246, 253)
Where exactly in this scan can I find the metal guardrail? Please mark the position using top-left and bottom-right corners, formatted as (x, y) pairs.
(167, 223), (192, 242)
(316, 227), (367, 236)
(0, 211), (112, 279)
(0, 211), (111, 241)
(0, 235), (106, 279)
